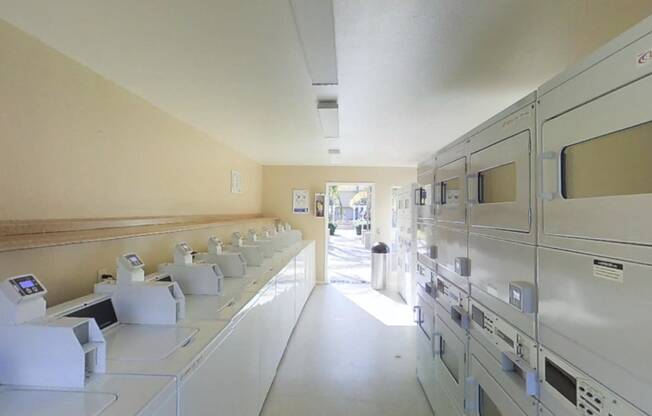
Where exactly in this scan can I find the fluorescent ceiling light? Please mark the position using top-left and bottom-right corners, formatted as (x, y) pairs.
(318, 101), (339, 138)
(289, 0), (338, 84)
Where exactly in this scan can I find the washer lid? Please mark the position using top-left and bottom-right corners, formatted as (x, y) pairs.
(105, 324), (198, 361)
(0, 389), (116, 416)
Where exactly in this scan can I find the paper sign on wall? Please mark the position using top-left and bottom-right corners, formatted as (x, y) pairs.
(231, 170), (242, 194)
(293, 189), (309, 214)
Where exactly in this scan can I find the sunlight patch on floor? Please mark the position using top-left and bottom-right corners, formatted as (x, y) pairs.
(332, 283), (416, 327)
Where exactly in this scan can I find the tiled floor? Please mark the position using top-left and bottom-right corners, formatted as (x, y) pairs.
(260, 283), (434, 416)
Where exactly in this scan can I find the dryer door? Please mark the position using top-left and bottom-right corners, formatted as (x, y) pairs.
(435, 157), (467, 226)
(469, 130), (531, 233)
(434, 310), (467, 412)
(540, 74), (652, 248)
(468, 355), (531, 416)
(538, 246), (652, 412)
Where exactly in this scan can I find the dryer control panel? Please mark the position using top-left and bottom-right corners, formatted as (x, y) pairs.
(470, 300), (537, 368)
(540, 348), (646, 416)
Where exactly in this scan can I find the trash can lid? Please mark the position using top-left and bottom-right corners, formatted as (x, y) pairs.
(371, 242), (390, 254)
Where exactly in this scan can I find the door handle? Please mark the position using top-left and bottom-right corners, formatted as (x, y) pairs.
(432, 333), (443, 356)
(538, 150), (559, 201)
(433, 183), (442, 205)
(413, 305), (422, 324)
(500, 351), (539, 397)
(466, 173), (479, 205)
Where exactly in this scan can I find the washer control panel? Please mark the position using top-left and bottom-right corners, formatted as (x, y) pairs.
(9, 275), (45, 298)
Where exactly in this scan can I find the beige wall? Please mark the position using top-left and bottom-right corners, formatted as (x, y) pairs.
(0, 19), (262, 220)
(0, 219), (275, 306)
(262, 166), (416, 283)
(0, 20), (268, 305)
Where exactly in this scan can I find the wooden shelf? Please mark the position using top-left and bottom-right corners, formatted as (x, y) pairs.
(0, 215), (276, 253)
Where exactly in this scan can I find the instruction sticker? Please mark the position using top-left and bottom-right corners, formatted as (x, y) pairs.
(593, 259), (624, 283)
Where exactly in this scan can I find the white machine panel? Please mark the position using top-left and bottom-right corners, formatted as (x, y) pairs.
(466, 354), (531, 416)
(434, 301), (467, 414)
(159, 263), (223, 296)
(415, 283), (437, 408)
(468, 234), (537, 338)
(539, 347), (646, 416)
(469, 301), (538, 414)
(0, 274), (108, 390)
(466, 93), (536, 243)
(397, 183), (418, 305)
(538, 246), (652, 412)
(435, 154), (467, 227)
(434, 274), (470, 332)
(434, 224), (469, 289)
(417, 157), (436, 222)
(195, 252), (247, 278)
(0, 374), (177, 416)
(416, 221), (437, 271)
(468, 130), (532, 236)
(234, 244), (265, 267)
(0, 274), (47, 324)
(537, 17), (652, 264)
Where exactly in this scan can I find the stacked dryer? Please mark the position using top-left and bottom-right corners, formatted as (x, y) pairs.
(431, 140), (471, 416)
(414, 157), (439, 408)
(464, 93), (540, 416)
(535, 17), (652, 416)
(415, 14), (652, 416)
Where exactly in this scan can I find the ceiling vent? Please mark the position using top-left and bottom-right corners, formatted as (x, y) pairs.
(328, 148), (342, 164)
(318, 101), (339, 138)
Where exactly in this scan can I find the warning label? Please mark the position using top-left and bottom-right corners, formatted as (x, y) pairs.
(593, 259), (624, 283)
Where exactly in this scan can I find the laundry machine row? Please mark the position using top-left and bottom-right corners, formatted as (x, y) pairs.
(414, 14), (652, 416)
(0, 227), (316, 416)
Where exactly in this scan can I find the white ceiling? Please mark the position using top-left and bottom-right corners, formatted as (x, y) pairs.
(1, 1), (652, 167)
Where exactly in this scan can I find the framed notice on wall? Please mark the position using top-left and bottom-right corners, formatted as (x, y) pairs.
(231, 170), (242, 193)
(314, 193), (325, 218)
(292, 189), (309, 214)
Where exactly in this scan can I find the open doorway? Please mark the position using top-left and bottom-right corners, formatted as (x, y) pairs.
(325, 183), (375, 284)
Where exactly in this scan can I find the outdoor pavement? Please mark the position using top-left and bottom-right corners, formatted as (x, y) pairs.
(327, 228), (371, 284)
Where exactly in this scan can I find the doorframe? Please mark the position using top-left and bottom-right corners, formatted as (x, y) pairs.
(324, 182), (376, 284)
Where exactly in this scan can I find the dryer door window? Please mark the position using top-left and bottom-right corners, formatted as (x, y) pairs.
(561, 121), (652, 199)
(435, 313), (466, 409)
(479, 386), (503, 416)
(441, 336), (461, 383)
(478, 162), (516, 204)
